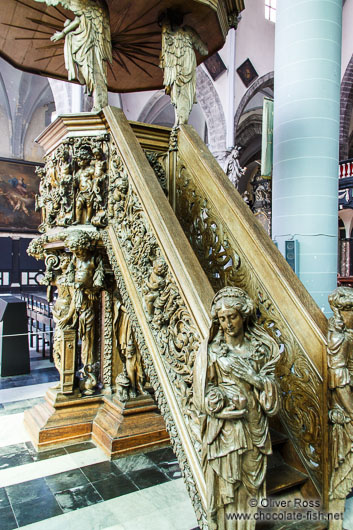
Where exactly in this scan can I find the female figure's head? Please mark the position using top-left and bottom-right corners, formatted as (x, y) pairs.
(210, 287), (255, 342)
(329, 286), (353, 331)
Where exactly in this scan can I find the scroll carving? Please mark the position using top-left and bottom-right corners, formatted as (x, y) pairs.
(145, 151), (168, 195)
(175, 158), (324, 490)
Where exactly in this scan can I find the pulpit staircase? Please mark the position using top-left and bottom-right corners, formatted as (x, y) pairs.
(101, 107), (329, 528)
(30, 106), (332, 529)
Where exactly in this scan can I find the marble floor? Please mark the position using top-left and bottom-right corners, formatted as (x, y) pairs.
(2, 350), (353, 530)
(0, 350), (199, 530)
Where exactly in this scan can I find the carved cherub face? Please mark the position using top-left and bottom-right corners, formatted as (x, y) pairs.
(217, 306), (244, 339)
(60, 253), (71, 272)
(153, 259), (167, 275)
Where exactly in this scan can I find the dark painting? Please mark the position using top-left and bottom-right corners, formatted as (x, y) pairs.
(0, 158), (41, 232)
(237, 58), (258, 88)
(204, 53), (227, 81)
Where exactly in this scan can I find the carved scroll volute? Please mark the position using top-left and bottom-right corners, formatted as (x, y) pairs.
(194, 286), (280, 529)
(327, 287), (353, 528)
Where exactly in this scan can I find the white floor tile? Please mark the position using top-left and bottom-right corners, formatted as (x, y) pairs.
(0, 412), (30, 447)
(0, 382), (53, 403)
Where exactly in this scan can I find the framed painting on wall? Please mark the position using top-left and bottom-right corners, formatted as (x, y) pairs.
(0, 157), (42, 232)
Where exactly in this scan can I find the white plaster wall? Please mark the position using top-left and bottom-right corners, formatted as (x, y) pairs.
(121, 91), (156, 121)
(0, 107), (11, 158)
(234, 0), (275, 111)
(23, 107), (46, 162)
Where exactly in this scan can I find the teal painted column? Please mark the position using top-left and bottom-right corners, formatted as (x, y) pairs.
(272, 0), (342, 315)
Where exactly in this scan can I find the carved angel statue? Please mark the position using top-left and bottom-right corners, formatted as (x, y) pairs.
(159, 11), (208, 126)
(225, 146), (246, 189)
(327, 287), (353, 528)
(193, 287), (280, 529)
(34, 0), (112, 112)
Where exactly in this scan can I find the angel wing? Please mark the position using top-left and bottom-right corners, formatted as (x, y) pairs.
(33, 0), (91, 14)
(160, 27), (189, 88)
(33, 0), (72, 8)
(87, 1), (112, 64)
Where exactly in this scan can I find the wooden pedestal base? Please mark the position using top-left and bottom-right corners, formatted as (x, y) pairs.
(92, 394), (170, 458)
(24, 387), (169, 458)
(23, 387), (102, 452)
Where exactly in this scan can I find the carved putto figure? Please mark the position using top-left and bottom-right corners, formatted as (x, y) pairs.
(74, 146), (95, 224)
(225, 146), (246, 189)
(142, 257), (168, 318)
(327, 287), (353, 519)
(194, 287), (280, 529)
(159, 10), (208, 126)
(34, 0), (112, 112)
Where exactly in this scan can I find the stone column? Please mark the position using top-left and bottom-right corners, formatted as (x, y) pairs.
(272, 0), (342, 314)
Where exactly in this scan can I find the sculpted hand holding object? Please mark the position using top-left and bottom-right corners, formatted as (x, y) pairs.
(34, 0), (112, 112)
(194, 287), (280, 529)
(159, 11), (208, 126)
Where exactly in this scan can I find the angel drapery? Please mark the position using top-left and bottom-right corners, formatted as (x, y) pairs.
(160, 21), (208, 126)
(34, 0), (112, 112)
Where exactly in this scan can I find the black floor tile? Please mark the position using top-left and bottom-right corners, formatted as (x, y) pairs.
(0, 505), (18, 530)
(146, 446), (176, 465)
(64, 442), (96, 454)
(0, 452), (33, 470)
(6, 478), (53, 505)
(12, 494), (62, 526)
(158, 460), (182, 480)
(0, 488), (10, 508)
(25, 441), (67, 461)
(0, 443), (28, 458)
(81, 461), (123, 483)
(45, 468), (89, 493)
(92, 474), (138, 500)
(127, 467), (170, 490)
(54, 483), (103, 512)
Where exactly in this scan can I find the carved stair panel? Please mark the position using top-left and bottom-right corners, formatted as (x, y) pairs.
(103, 106), (215, 528)
(175, 125), (329, 502)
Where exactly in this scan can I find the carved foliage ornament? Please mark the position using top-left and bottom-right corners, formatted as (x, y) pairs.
(103, 142), (208, 526)
(175, 158), (324, 491)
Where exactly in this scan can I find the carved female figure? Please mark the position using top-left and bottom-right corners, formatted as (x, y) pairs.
(327, 286), (353, 522)
(194, 287), (280, 529)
